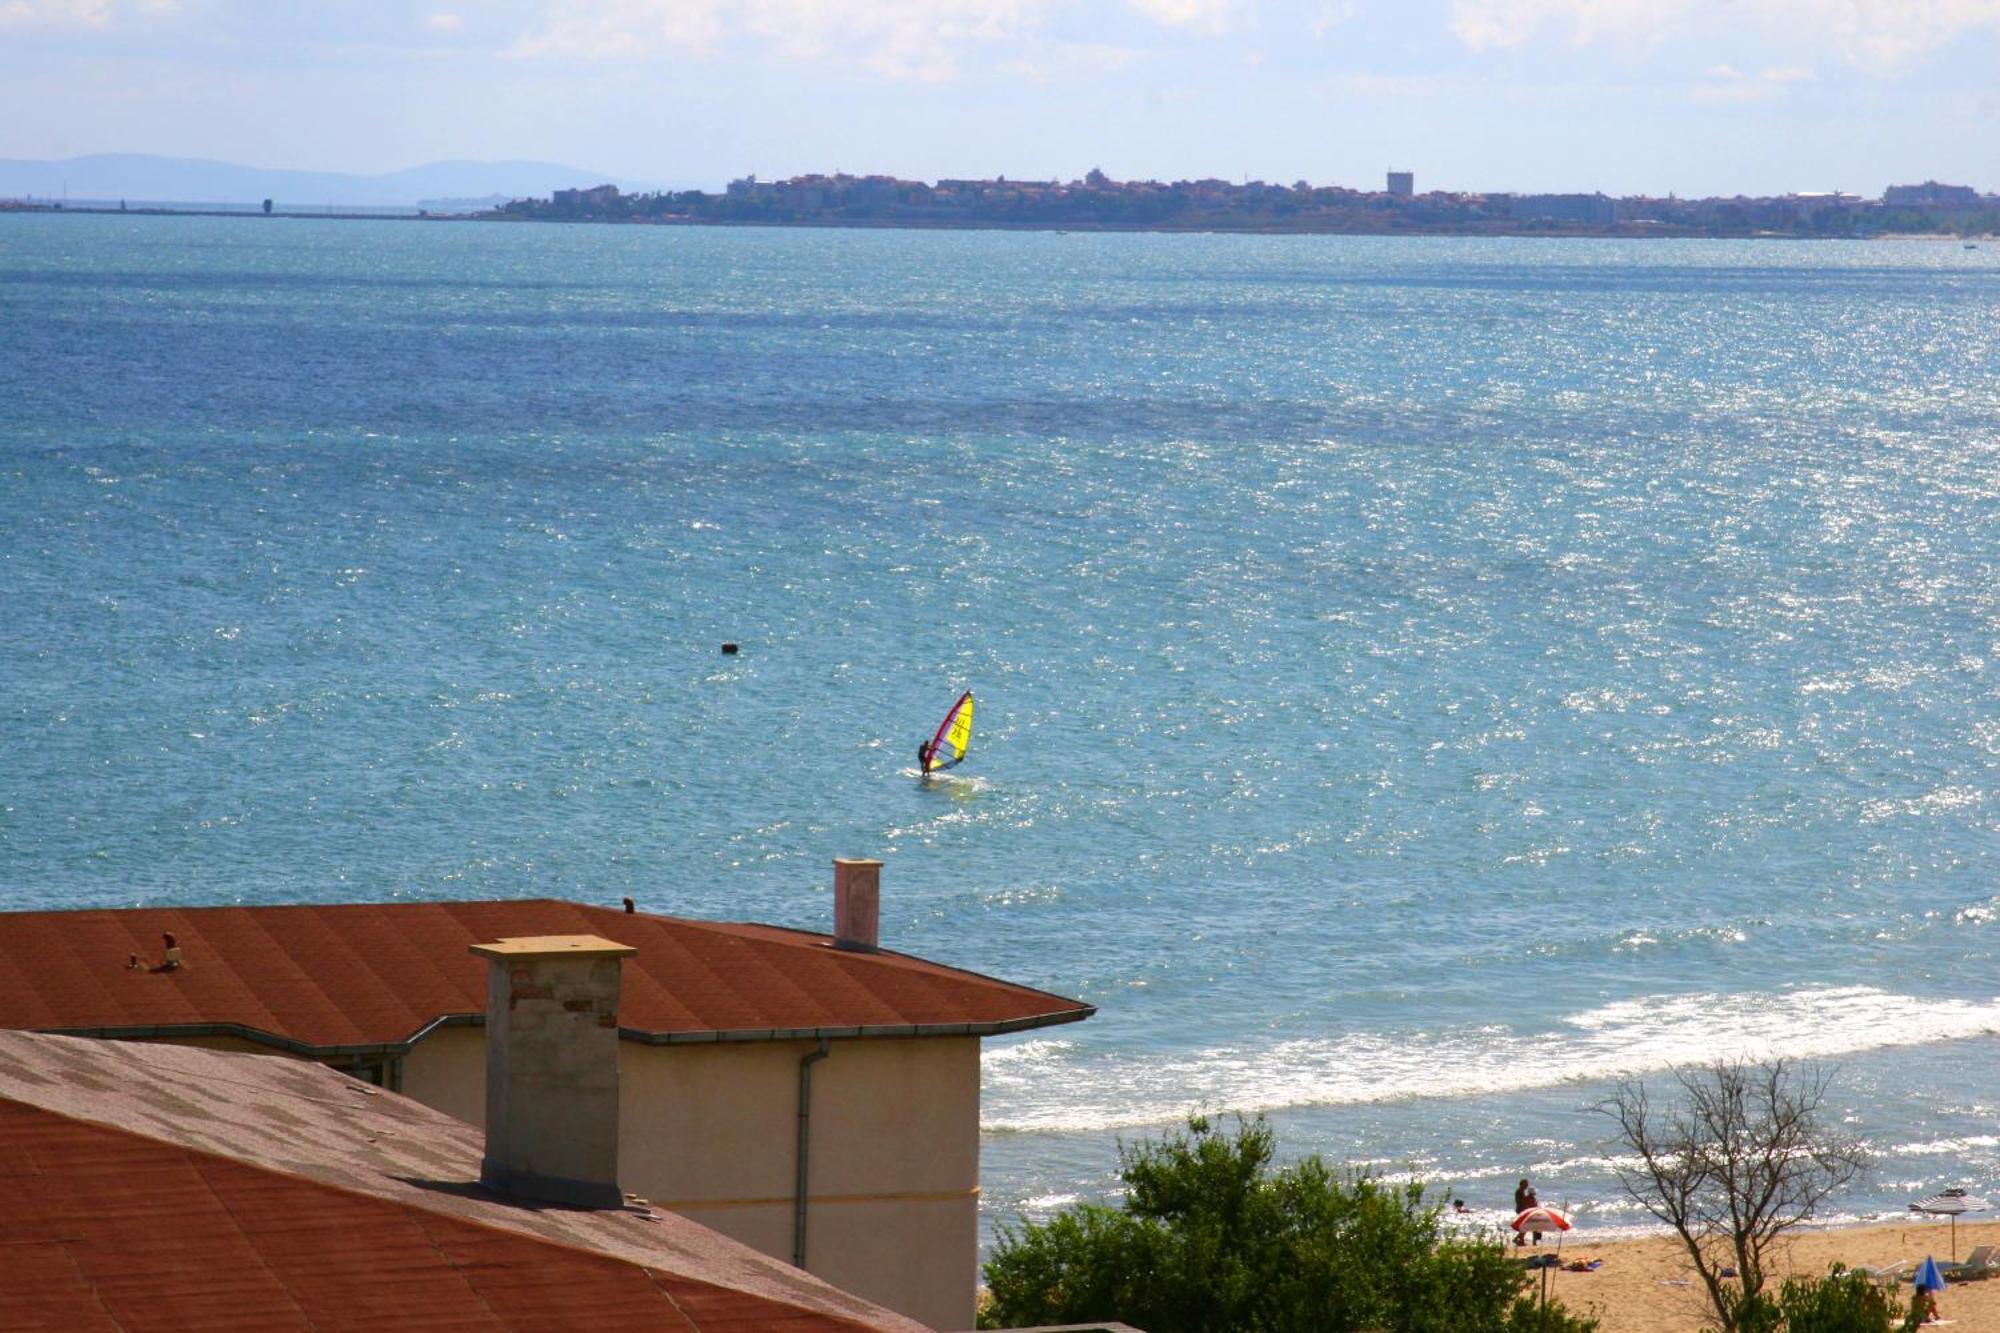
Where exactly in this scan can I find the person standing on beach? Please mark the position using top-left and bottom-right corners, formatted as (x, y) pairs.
(1514, 1178), (1542, 1246)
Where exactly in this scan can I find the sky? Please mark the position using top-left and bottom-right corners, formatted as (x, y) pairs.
(1, 0), (1996, 196)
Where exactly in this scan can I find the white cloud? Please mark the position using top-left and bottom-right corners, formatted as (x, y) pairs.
(997, 39), (1144, 84)
(744, 0), (1047, 78)
(1310, 1), (1358, 39)
(510, 0), (1046, 75)
(426, 12), (463, 33)
(1448, 0), (2000, 73)
(1125, 0), (1238, 33)
(509, 0), (1246, 77)
(1333, 70), (1448, 96)
(508, 0), (729, 59)
(1689, 61), (1816, 103)
(1449, 0), (1662, 52)
(0, 0), (176, 28)
(1821, 0), (2000, 68)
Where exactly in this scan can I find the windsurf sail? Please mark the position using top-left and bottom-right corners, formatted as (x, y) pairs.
(921, 691), (974, 774)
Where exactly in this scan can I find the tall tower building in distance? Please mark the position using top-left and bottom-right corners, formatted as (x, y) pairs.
(1387, 171), (1414, 198)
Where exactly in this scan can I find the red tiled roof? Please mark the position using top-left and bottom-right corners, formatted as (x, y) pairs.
(0, 1031), (927, 1332)
(0, 901), (1092, 1053)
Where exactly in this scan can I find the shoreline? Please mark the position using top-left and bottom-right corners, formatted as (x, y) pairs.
(3, 203), (1992, 242)
(1526, 1217), (2000, 1332)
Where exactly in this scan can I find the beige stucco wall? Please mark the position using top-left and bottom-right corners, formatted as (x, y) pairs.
(398, 1022), (486, 1124)
(135, 1033), (301, 1058)
(388, 1027), (982, 1331)
(623, 1036), (981, 1332)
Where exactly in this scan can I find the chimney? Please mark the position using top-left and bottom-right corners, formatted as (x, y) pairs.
(468, 934), (638, 1208)
(832, 858), (881, 952)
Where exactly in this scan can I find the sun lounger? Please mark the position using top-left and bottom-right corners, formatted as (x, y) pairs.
(1855, 1261), (1915, 1284)
(1955, 1245), (1997, 1272)
(1941, 1246), (1998, 1279)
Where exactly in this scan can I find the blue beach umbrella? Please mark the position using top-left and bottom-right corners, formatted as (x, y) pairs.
(1913, 1256), (1947, 1292)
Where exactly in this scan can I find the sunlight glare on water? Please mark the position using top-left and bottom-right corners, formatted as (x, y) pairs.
(1, 216), (1996, 1244)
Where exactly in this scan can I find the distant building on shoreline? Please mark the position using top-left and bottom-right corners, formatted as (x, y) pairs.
(492, 167), (1997, 237)
(552, 182), (621, 211)
(1506, 192), (1617, 225)
(1883, 180), (1983, 209)
(18, 166), (1994, 238)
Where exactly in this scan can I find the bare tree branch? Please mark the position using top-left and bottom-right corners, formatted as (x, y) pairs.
(1595, 1059), (1868, 1332)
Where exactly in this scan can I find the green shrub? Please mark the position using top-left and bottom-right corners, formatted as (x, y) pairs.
(1723, 1266), (1906, 1333)
(980, 1115), (1597, 1333)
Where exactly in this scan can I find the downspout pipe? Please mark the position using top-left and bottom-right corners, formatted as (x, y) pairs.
(793, 1037), (832, 1268)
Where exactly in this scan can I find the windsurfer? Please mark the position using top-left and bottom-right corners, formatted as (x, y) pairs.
(917, 691), (973, 776)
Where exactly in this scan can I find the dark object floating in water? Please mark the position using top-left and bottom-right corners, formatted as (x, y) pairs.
(721, 642), (739, 655)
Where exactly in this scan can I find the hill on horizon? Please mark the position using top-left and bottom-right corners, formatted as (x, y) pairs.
(0, 153), (674, 207)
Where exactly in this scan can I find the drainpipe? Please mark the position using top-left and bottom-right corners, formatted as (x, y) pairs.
(793, 1038), (832, 1268)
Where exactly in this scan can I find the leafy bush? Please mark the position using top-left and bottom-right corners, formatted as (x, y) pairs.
(980, 1115), (1597, 1333)
(1727, 1266), (1907, 1333)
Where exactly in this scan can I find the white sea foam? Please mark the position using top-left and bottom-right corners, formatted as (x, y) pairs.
(1957, 900), (1998, 926)
(1017, 1192), (1085, 1212)
(983, 986), (2000, 1133)
(1883, 1135), (2000, 1157)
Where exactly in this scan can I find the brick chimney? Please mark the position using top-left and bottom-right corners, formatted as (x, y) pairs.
(468, 934), (638, 1208)
(833, 858), (881, 952)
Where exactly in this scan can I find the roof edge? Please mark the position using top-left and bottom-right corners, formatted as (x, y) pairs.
(35, 1022), (411, 1060)
(618, 1005), (1097, 1046)
(647, 910), (1096, 1015)
(40, 1004), (1097, 1059)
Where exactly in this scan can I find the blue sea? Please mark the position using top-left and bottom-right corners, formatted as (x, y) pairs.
(3, 215), (1997, 1247)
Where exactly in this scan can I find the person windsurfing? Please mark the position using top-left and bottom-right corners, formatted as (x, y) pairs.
(917, 691), (974, 776)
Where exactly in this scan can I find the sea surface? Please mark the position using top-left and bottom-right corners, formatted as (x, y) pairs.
(3, 215), (1997, 1248)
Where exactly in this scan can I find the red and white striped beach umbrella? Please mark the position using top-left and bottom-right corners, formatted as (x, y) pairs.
(1512, 1206), (1573, 1236)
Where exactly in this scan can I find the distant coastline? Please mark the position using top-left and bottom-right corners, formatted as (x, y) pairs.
(8, 167), (1998, 240)
(9, 203), (1997, 242)
(489, 170), (2000, 240)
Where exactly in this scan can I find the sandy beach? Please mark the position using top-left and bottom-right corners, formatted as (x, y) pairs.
(1523, 1218), (2000, 1333)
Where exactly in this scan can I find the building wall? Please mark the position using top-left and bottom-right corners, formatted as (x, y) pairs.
(136, 1033), (296, 1057)
(398, 1023), (485, 1123)
(396, 1028), (982, 1331)
(625, 1037), (980, 1332)
(1508, 192), (1617, 224)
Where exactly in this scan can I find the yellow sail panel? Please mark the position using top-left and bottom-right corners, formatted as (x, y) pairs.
(923, 691), (975, 772)
(942, 693), (974, 761)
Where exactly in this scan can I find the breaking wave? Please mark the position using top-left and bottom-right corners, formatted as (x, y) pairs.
(983, 986), (2000, 1133)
